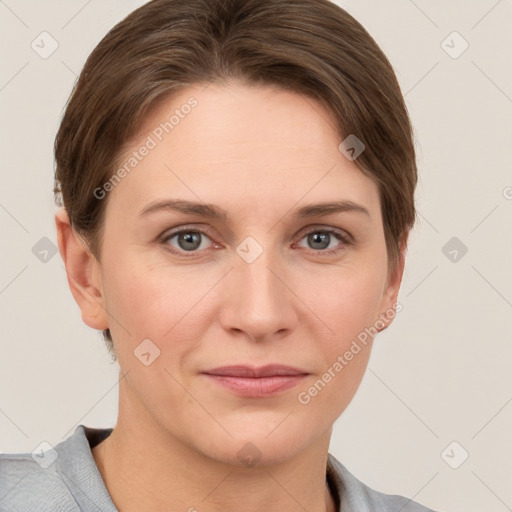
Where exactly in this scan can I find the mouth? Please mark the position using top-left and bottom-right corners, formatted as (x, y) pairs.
(201, 365), (309, 398)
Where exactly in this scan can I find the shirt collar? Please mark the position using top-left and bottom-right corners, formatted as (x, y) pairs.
(55, 424), (117, 512)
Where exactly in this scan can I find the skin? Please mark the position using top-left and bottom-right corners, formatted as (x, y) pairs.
(55, 81), (407, 512)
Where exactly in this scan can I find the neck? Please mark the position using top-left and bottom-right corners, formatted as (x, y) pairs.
(92, 379), (337, 512)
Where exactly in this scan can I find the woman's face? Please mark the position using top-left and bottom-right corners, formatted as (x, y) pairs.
(89, 81), (404, 465)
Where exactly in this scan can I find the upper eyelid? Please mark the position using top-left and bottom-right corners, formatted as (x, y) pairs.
(160, 223), (351, 236)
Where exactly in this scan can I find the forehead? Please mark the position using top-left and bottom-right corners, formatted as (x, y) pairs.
(106, 81), (380, 219)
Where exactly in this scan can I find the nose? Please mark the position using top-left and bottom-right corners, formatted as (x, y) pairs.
(219, 248), (297, 343)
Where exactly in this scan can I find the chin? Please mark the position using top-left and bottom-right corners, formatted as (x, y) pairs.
(196, 417), (318, 468)
(211, 439), (304, 469)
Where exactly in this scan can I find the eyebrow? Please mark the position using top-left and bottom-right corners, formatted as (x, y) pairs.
(138, 199), (370, 222)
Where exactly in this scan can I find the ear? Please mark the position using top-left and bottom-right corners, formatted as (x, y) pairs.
(55, 207), (109, 331)
(375, 232), (409, 332)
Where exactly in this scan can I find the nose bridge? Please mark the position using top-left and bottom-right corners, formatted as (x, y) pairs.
(238, 243), (282, 307)
(242, 257), (279, 303)
(225, 238), (293, 339)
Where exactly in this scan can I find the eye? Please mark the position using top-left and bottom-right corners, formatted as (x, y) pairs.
(160, 228), (215, 256)
(159, 226), (352, 258)
(295, 228), (352, 256)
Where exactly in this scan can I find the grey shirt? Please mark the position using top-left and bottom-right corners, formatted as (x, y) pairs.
(0, 425), (438, 511)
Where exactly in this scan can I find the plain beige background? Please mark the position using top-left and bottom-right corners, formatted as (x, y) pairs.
(1, 1), (511, 510)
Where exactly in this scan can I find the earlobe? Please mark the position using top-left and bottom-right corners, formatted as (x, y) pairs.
(55, 208), (109, 331)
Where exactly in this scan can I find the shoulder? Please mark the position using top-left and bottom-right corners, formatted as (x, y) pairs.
(327, 453), (441, 512)
(0, 425), (114, 512)
(0, 451), (79, 512)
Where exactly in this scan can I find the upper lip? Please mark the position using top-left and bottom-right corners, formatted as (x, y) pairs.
(202, 365), (308, 378)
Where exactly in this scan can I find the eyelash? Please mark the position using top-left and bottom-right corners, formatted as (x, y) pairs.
(159, 226), (353, 258)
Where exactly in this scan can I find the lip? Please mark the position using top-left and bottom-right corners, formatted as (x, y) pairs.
(201, 365), (309, 398)
(203, 364), (307, 377)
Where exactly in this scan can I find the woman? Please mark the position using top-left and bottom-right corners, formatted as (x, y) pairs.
(0, 0), (439, 510)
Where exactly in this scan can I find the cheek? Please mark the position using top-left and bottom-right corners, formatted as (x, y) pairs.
(103, 242), (386, 357)
(102, 257), (217, 348)
(304, 266), (384, 343)
(296, 268), (382, 394)
(295, 272), (380, 419)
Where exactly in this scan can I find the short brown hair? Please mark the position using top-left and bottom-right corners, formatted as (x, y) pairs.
(54, 0), (417, 360)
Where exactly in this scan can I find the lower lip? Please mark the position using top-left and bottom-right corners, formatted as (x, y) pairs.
(203, 374), (307, 398)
